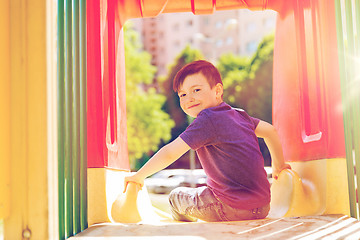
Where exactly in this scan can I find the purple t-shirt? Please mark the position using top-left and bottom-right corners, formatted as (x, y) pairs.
(180, 102), (270, 210)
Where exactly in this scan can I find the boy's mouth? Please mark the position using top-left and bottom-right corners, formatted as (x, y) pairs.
(188, 103), (200, 109)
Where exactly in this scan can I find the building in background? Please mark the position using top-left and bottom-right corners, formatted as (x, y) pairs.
(237, 10), (277, 55)
(195, 10), (240, 62)
(140, 12), (199, 76)
(130, 9), (277, 76)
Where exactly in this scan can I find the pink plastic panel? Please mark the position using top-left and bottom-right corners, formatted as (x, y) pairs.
(273, 0), (345, 161)
(87, 0), (129, 169)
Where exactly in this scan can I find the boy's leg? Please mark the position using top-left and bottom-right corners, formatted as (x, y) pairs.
(169, 186), (270, 222)
(168, 187), (199, 222)
(170, 204), (198, 222)
(168, 186), (225, 222)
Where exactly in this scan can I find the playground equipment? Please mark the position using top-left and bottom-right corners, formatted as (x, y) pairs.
(111, 182), (142, 223)
(1, 0), (359, 239)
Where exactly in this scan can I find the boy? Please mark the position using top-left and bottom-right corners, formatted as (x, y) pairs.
(124, 60), (291, 222)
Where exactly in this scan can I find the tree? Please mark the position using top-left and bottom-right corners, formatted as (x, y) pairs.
(124, 22), (175, 169)
(217, 54), (250, 108)
(219, 33), (274, 123)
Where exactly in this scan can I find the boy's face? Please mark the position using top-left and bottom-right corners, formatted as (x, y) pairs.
(178, 72), (223, 118)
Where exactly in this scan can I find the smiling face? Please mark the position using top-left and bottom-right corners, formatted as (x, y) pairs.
(178, 72), (223, 118)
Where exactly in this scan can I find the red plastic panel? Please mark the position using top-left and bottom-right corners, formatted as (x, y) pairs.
(87, 0), (129, 169)
(273, 0), (345, 161)
(117, 0), (284, 25)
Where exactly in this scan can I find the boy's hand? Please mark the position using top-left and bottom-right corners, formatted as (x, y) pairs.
(272, 163), (292, 180)
(123, 173), (144, 193)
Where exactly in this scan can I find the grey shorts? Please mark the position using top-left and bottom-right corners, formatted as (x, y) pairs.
(168, 186), (270, 222)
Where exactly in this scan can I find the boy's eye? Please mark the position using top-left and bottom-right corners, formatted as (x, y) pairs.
(179, 93), (186, 98)
(194, 89), (201, 93)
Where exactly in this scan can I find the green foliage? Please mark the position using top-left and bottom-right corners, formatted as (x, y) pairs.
(217, 54), (249, 91)
(219, 33), (274, 124)
(248, 34), (275, 75)
(124, 22), (175, 167)
(124, 23), (156, 88)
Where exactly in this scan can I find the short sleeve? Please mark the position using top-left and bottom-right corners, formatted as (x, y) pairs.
(251, 117), (260, 129)
(233, 108), (260, 130)
(180, 112), (216, 150)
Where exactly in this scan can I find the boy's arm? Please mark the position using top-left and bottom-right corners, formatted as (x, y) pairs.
(124, 136), (191, 192)
(254, 120), (291, 179)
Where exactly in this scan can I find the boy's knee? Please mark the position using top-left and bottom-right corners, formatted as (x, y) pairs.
(169, 187), (189, 209)
(168, 187), (181, 204)
(168, 187), (198, 222)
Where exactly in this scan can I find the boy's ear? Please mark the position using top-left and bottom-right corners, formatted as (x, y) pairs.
(215, 83), (223, 98)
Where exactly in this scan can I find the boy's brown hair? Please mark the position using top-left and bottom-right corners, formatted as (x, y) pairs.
(173, 60), (223, 92)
